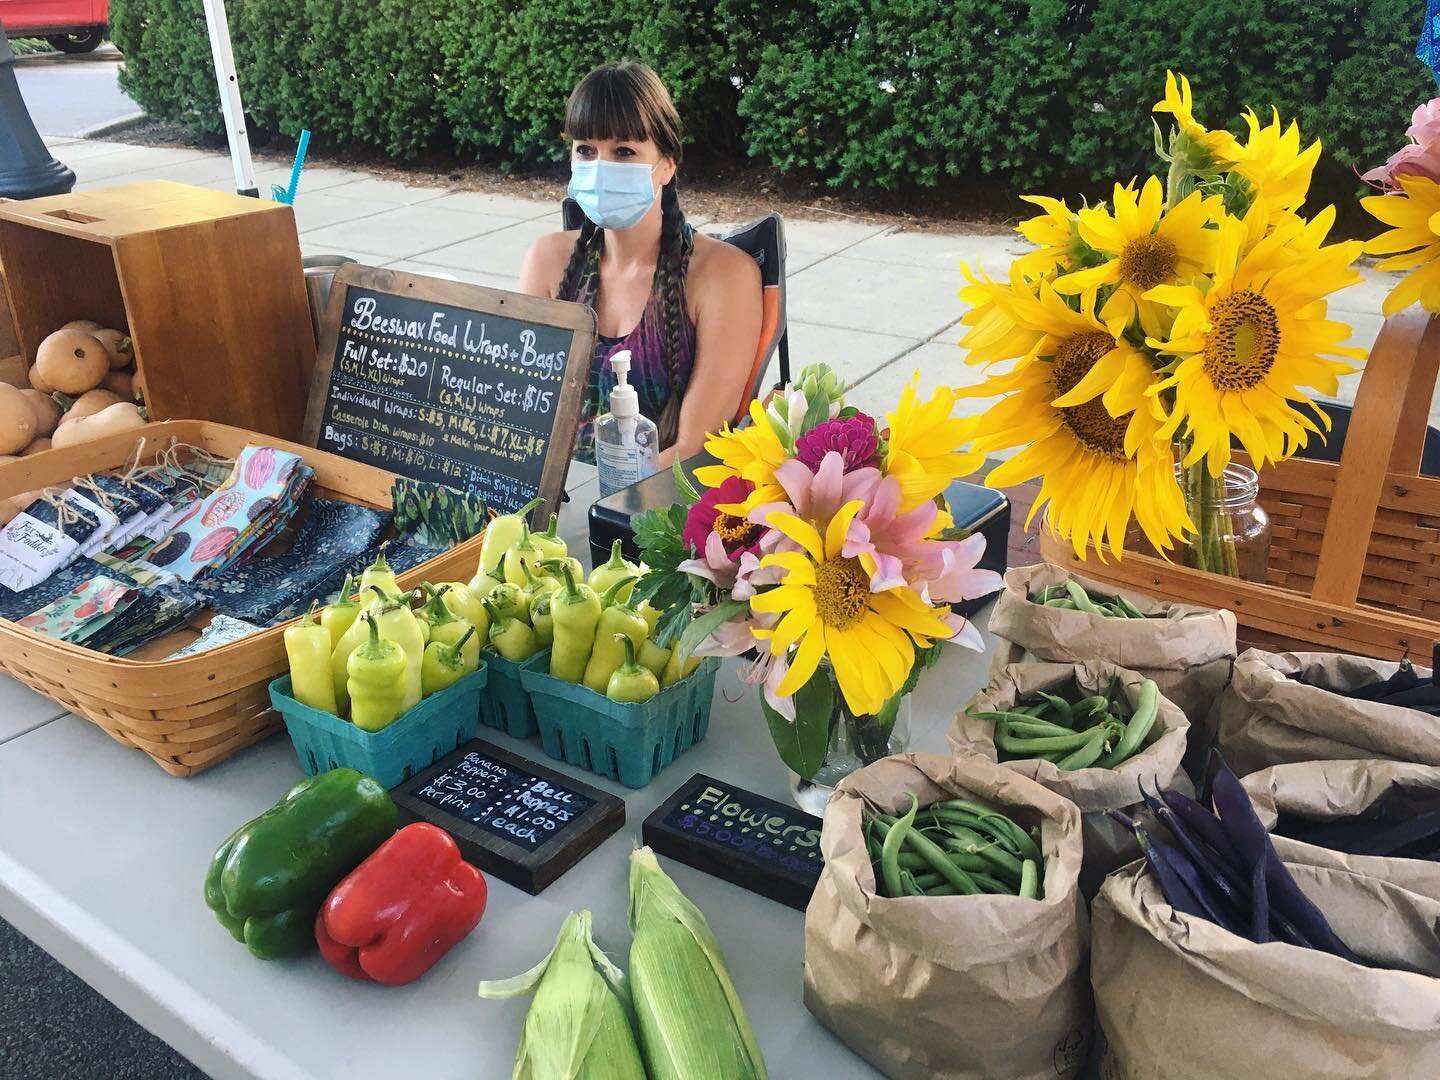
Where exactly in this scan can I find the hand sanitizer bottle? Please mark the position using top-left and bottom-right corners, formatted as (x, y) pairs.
(595, 350), (660, 496)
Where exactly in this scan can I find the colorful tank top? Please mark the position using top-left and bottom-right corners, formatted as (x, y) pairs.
(565, 231), (697, 464)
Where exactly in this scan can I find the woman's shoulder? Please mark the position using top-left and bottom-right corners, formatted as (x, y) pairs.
(519, 229), (581, 297)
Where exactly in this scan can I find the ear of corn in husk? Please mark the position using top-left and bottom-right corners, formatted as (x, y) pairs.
(478, 910), (646, 1080)
(627, 846), (769, 1080)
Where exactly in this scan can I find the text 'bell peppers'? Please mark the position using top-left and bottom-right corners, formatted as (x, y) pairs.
(204, 768), (397, 960)
(315, 823), (488, 985)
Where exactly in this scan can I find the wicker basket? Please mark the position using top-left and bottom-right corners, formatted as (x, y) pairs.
(0, 420), (484, 776)
(1040, 309), (1440, 661)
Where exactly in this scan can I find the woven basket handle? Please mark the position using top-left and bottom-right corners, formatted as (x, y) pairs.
(1312, 310), (1440, 605)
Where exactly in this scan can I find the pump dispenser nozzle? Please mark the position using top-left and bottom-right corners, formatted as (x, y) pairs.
(608, 350), (639, 420)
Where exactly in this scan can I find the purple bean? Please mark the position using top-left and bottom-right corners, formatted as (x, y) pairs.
(1210, 758), (1361, 964)
(1251, 847), (1271, 944)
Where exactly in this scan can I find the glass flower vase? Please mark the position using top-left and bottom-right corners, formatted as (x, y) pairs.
(783, 661), (912, 818)
(1177, 460), (1271, 582)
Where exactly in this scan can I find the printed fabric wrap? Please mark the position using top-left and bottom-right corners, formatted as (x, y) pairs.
(199, 499), (391, 624)
(16, 575), (137, 644)
(803, 752), (1092, 1080)
(391, 478), (486, 547)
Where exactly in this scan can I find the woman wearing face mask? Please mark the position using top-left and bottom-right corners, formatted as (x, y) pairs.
(519, 62), (763, 466)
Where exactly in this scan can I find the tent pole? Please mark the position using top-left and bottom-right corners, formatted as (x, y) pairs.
(200, 0), (258, 197)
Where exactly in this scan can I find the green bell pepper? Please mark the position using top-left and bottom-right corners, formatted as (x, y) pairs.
(203, 768), (398, 959)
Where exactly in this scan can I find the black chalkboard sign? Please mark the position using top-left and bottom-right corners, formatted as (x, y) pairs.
(392, 738), (624, 894)
(302, 265), (595, 522)
(641, 773), (825, 911)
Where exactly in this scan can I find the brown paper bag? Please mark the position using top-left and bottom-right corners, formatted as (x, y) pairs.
(1215, 650), (1440, 776)
(1241, 759), (1440, 893)
(803, 752), (1092, 1080)
(1092, 852), (1440, 1079)
(953, 661), (1192, 897)
(988, 565), (1235, 763)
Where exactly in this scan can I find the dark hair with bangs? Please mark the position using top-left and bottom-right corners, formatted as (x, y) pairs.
(558, 63), (691, 449)
(563, 62), (682, 161)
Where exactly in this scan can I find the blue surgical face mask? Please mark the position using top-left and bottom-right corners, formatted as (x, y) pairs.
(567, 159), (658, 231)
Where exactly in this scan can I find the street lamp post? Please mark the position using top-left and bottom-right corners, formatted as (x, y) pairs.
(0, 23), (75, 198)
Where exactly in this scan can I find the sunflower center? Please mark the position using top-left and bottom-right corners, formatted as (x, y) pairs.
(714, 511), (760, 549)
(813, 557), (870, 630)
(1118, 233), (1179, 290)
(1051, 331), (1130, 461)
(1203, 290), (1281, 391)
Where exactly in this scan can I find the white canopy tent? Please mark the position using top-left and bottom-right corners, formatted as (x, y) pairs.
(200, 0), (257, 196)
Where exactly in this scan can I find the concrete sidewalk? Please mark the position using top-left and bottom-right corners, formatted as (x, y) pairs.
(41, 136), (1397, 422)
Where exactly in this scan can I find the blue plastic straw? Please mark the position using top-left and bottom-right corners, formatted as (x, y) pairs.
(271, 129), (310, 205)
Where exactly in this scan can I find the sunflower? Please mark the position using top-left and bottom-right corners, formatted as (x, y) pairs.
(1153, 71), (1241, 168)
(1231, 108), (1321, 216)
(694, 398), (789, 514)
(957, 264), (1048, 370)
(750, 501), (954, 715)
(1014, 195), (1084, 279)
(1363, 175), (1440, 315)
(956, 284), (1192, 558)
(1146, 210), (1364, 475)
(1053, 177), (1222, 336)
(883, 376), (983, 511)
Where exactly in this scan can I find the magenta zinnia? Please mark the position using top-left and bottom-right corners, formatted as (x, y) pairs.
(794, 413), (880, 473)
(682, 475), (762, 560)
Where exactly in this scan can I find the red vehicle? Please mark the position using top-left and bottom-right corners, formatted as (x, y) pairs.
(0, 0), (108, 53)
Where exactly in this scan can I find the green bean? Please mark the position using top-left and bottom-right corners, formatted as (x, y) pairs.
(1055, 724), (1108, 771)
(937, 833), (1023, 882)
(899, 868), (924, 897)
(1044, 598), (1077, 608)
(968, 708), (1052, 727)
(925, 811), (1028, 870)
(1070, 694), (1110, 721)
(1034, 692), (1074, 727)
(969, 871), (1014, 895)
(898, 825), (982, 896)
(1096, 679), (1159, 768)
(1114, 595), (1147, 619)
(933, 801), (1044, 864)
(996, 727), (1100, 755)
(1064, 579), (1106, 616)
(1019, 859), (1040, 900)
(880, 795), (918, 897)
(1001, 717), (1085, 740)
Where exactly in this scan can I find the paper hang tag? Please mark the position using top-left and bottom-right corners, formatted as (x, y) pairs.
(0, 513), (82, 592)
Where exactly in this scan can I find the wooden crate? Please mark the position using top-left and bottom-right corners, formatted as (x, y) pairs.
(0, 181), (315, 440)
(1040, 309), (1440, 662)
(0, 420), (485, 776)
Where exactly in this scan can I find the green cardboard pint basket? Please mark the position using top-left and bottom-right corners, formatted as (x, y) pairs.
(519, 657), (720, 788)
(479, 649), (549, 737)
(268, 665), (487, 789)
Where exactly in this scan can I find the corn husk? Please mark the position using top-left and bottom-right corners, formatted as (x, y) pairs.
(627, 847), (768, 1080)
(478, 910), (646, 1080)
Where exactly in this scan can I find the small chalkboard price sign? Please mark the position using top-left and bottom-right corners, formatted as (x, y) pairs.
(391, 738), (624, 894)
(302, 265), (596, 522)
(642, 773), (825, 911)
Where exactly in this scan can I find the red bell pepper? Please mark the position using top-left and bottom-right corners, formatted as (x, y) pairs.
(315, 822), (487, 985)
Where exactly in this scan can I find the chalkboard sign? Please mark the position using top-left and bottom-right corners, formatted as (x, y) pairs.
(641, 773), (825, 911)
(392, 738), (624, 894)
(302, 265), (595, 522)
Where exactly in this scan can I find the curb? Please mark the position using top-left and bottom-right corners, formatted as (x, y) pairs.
(75, 111), (146, 140)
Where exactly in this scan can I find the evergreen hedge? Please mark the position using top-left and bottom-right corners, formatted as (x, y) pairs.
(109, 0), (1432, 194)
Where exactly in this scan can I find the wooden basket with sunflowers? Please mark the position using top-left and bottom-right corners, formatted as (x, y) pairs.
(961, 73), (1440, 660)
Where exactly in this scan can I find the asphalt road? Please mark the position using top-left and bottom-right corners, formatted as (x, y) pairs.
(13, 44), (139, 138)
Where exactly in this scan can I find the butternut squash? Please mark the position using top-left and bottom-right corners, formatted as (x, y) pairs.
(51, 402), (146, 449)
(20, 438), (51, 456)
(92, 329), (134, 370)
(26, 364), (53, 394)
(0, 383), (37, 454)
(35, 330), (108, 395)
(18, 388), (60, 437)
(61, 319), (104, 334)
(65, 388), (123, 423)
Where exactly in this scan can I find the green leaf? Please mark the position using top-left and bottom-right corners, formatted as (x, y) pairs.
(676, 598), (747, 660)
(671, 459), (702, 506)
(799, 385), (830, 436)
(761, 667), (834, 781)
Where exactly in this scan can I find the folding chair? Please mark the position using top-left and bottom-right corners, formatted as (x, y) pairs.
(561, 199), (791, 419)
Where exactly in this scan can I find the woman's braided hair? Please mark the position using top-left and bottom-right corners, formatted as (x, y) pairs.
(557, 62), (689, 450)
